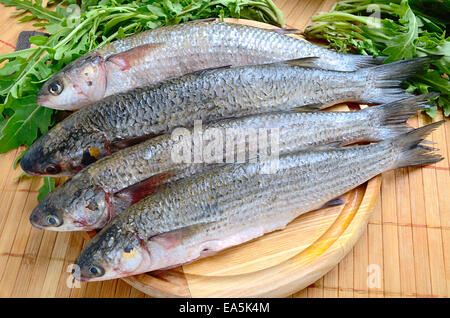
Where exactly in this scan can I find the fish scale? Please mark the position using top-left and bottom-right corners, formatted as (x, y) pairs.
(124, 145), (388, 238)
(89, 108), (368, 193)
(74, 123), (443, 281)
(23, 56), (436, 177)
(29, 95), (434, 232)
(38, 21), (388, 111)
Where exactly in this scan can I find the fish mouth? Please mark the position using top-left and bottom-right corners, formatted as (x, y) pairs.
(29, 201), (65, 230)
(75, 276), (89, 282)
(29, 210), (46, 229)
(20, 149), (45, 176)
(36, 95), (50, 106)
(75, 274), (103, 282)
(22, 170), (42, 177)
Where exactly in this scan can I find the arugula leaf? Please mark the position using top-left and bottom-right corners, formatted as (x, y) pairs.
(0, 0), (64, 23)
(305, 0), (449, 118)
(0, 0), (286, 156)
(382, 3), (419, 62)
(13, 149), (26, 169)
(439, 95), (450, 117)
(38, 177), (55, 201)
(0, 96), (53, 153)
(415, 70), (450, 95)
(0, 0), (285, 197)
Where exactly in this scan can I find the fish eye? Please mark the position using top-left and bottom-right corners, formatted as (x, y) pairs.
(46, 214), (60, 226)
(48, 81), (63, 95)
(88, 265), (103, 277)
(44, 164), (61, 175)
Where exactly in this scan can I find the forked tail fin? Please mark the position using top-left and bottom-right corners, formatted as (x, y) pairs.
(351, 54), (386, 69)
(364, 93), (439, 140)
(360, 55), (442, 104)
(392, 121), (444, 169)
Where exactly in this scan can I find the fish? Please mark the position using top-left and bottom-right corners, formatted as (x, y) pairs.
(36, 20), (386, 110)
(28, 94), (434, 231)
(73, 121), (443, 281)
(21, 57), (437, 177)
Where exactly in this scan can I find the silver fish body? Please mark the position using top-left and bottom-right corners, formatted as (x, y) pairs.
(37, 21), (385, 110)
(22, 58), (433, 177)
(29, 95), (431, 231)
(88, 94), (430, 193)
(74, 122), (443, 281)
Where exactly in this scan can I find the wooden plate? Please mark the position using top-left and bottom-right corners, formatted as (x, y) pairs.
(84, 19), (382, 298)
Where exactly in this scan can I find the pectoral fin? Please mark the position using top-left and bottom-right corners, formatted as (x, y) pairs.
(187, 64), (232, 77)
(320, 197), (347, 209)
(282, 57), (320, 68)
(106, 43), (165, 71)
(291, 103), (322, 111)
(114, 171), (175, 205)
(110, 135), (154, 152)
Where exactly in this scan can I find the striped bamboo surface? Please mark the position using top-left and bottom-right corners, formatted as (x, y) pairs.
(0, 0), (448, 298)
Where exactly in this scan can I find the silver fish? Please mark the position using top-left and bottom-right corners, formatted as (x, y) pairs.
(37, 21), (385, 110)
(74, 122), (443, 281)
(29, 95), (433, 231)
(21, 57), (435, 177)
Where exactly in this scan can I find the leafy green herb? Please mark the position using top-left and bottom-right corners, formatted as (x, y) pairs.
(0, 0), (284, 154)
(0, 0), (284, 197)
(38, 176), (55, 201)
(304, 0), (449, 117)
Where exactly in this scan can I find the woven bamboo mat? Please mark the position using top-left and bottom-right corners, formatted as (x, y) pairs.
(0, 0), (449, 298)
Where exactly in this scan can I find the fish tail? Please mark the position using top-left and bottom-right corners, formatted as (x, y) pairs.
(351, 54), (386, 69)
(391, 121), (444, 169)
(364, 93), (439, 140)
(360, 55), (442, 104)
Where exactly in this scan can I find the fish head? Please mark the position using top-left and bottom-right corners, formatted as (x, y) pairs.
(20, 117), (109, 176)
(75, 225), (150, 282)
(20, 129), (68, 176)
(30, 172), (111, 231)
(37, 54), (107, 110)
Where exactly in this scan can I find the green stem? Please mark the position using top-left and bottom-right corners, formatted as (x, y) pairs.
(312, 12), (376, 25)
(98, 22), (140, 46)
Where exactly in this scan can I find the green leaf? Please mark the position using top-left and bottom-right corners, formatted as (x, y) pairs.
(425, 105), (437, 118)
(0, 47), (36, 63)
(0, 0), (64, 23)
(414, 70), (450, 96)
(29, 35), (49, 46)
(38, 177), (55, 202)
(0, 0), (286, 158)
(147, 4), (166, 18)
(13, 148), (26, 168)
(0, 113), (6, 135)
(305, 0), (449, 117)
(0, 96), (53, 153)
(439, 95), (450, 117)
(382, 2), (419, 62)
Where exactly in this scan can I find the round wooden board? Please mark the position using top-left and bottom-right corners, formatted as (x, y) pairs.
(83, 19), (382, 298)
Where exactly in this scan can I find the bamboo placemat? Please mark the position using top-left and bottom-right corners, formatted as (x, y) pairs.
(0, 0), (448, 298)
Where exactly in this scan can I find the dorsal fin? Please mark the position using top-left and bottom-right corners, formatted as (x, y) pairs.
(270, 28), (300, 35)
(190, 18), (217, 23)
(257, 57), (323, 70)
(282, 57), (321, 68)
(291, 103), (322, 112)
(313, 141), (345, 150)
(187, 64), (232, 77)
